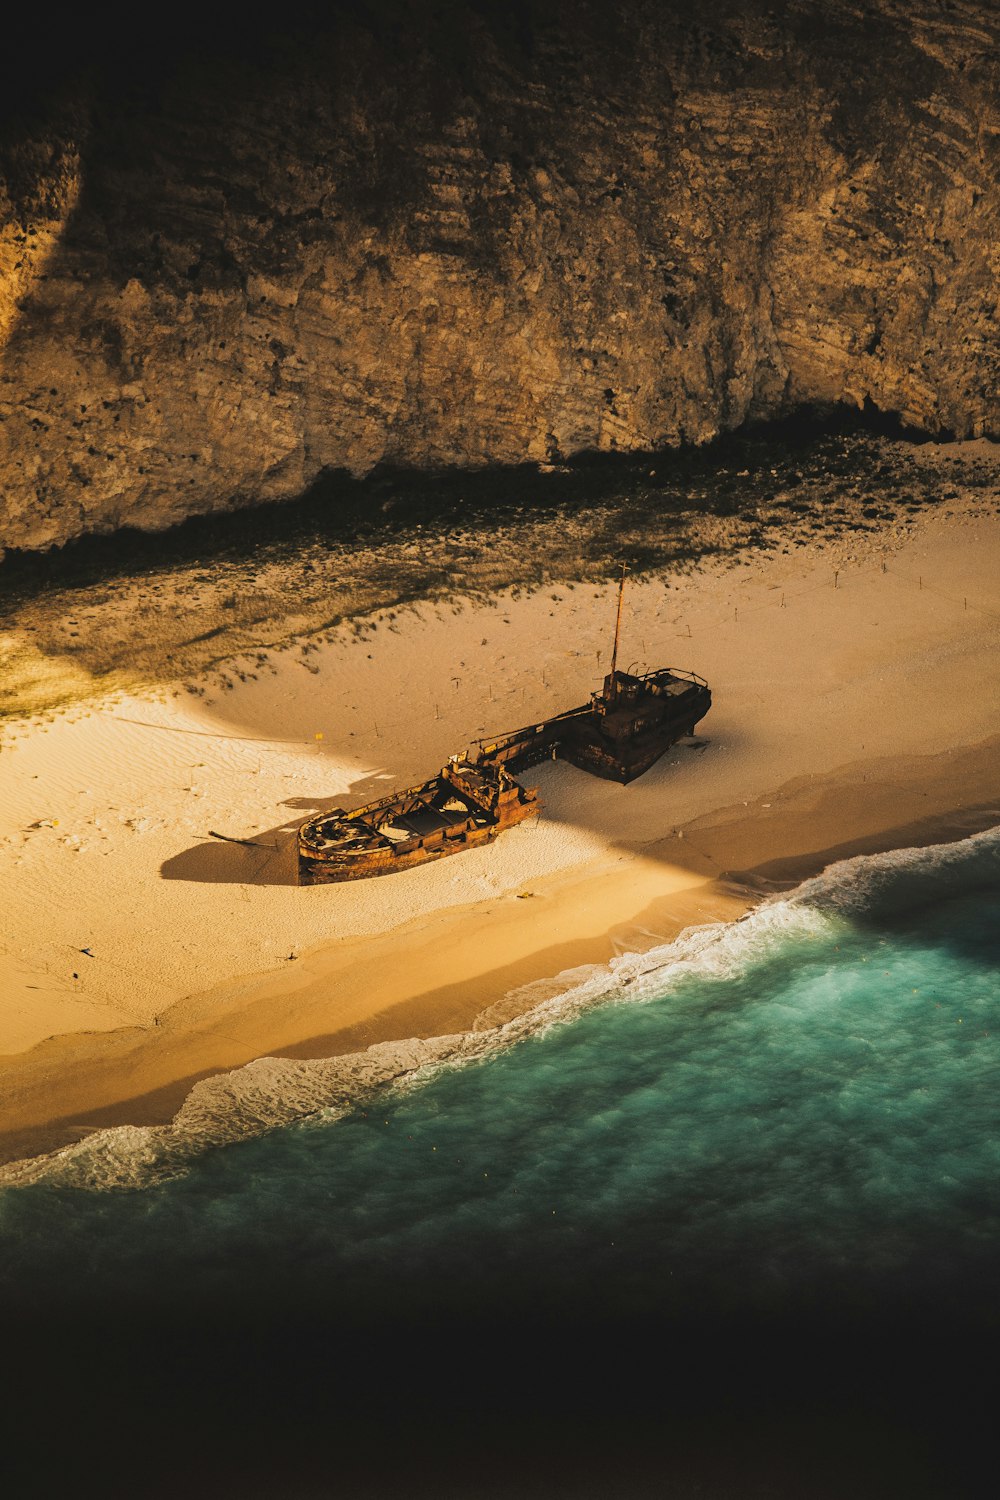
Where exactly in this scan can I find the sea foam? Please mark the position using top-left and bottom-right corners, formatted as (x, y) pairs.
(3, 824), (998, 1193)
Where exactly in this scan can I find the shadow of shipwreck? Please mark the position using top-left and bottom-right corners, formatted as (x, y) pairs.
(159, 771), (403, 886)
(160, 829), (301, 886)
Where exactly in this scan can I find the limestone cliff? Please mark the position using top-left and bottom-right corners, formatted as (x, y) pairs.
(1, 0), (997, 553)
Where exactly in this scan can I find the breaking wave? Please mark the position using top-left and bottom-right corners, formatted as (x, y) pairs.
(3, 824), (999, 1194)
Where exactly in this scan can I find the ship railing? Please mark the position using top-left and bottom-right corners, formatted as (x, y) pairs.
(642, 666), (709, 688)
(471, 703), (592, 768)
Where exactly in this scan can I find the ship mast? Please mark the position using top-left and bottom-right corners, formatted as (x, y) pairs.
(609, 561), (628, 680)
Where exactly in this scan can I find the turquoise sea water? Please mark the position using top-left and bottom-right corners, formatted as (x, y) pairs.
(2, 829), (999, 1497)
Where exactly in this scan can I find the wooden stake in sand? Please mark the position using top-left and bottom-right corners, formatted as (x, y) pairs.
(208, 830), (277, 850)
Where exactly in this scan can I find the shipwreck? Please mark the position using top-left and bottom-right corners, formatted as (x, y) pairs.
(298, 569), (711, 884)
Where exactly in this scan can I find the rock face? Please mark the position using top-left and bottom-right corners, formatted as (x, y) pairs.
(1, 0), (997, 553)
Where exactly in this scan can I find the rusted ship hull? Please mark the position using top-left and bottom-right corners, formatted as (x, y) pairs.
(557, 715), (705, 783)
(297, 666), (710, 884)
(558, 670), (710, 783)
(298, 759), (539, 885)
(300, 818), (511, 884)
(479, 667), (711, 785)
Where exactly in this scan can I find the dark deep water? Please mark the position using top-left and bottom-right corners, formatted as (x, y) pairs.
(2, 832), (999, 1497)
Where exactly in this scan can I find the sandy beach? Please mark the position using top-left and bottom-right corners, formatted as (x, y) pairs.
(1, 499), (998, 1166)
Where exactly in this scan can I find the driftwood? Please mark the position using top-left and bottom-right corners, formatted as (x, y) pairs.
(208, 829), (277, 850)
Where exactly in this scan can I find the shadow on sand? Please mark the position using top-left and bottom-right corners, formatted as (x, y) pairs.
(160, 830), (301, 886)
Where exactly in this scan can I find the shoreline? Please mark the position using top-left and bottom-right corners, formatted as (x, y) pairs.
(2, 738), (998, 1169)
(1, 500), (998, 1169)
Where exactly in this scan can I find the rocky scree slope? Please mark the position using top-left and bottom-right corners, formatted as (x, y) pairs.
(0, 0), (997, 554)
